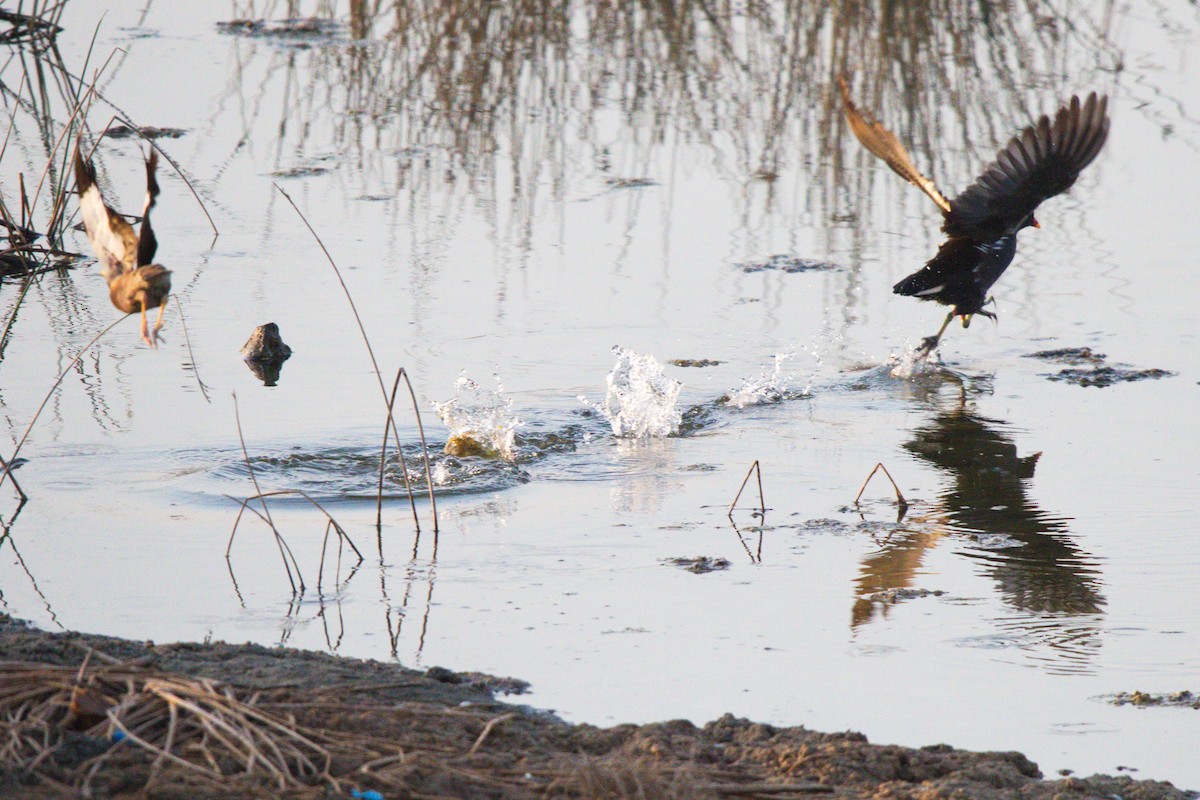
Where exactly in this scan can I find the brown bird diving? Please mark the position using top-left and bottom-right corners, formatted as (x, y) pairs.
(74, 141), (172, 348)
(838, 78), (1109, 353)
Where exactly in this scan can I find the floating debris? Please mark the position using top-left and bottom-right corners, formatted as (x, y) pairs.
(736, 254), (842, 274)
(867, 588), (947, 604)
(1026, 347), (1174, 387)
(217, 17), (342, 46)
(434, 375), (523, 461)
(1046, 366), (1174, 388)
(604, 177), (657, 189)
(580, 347), (682, 439)
(104, 125), (187, 140)
(970, 533), (1025, 550)
(664, 556), (732, 574)
(1109, 690), (1199, 709)
(1025, 347), (1107, 366)
(670, 358), (721, 368)
(271, 165), (333, 179)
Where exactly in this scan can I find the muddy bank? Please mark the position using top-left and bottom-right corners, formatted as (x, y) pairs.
(0, 615), (1192, 799)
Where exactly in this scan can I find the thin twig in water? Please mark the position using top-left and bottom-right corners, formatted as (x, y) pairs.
(274, 184), (439, 534)
(853, 462), (908, 511)
(226, 489), (362, 593)
(172, 296), (211, 402)
(378, 367), (420, 530)
(231, 393), (301, 594)
(1, 314), (129, 501)
(727, 460), (766, 520)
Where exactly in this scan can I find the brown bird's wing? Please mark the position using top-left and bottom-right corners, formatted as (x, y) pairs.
(136, 150), (161, 267)
(946, 93), (1110, 240)
(838, 76), (952, 214)
(74, 141), (138, 278)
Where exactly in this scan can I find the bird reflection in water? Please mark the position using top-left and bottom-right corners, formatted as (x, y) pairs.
(853, 400), (1105, 669)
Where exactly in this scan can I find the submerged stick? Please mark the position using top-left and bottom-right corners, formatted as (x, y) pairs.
(853, 462), (908, 510)
(727, 460), (766, 520)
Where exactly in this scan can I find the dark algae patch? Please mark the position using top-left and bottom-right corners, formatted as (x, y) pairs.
(663, 556), (732, 573)
(1047, 366), (1174, 387)
(736, 254), (843, 273)
(1110, 690), (1200, 708)
(1026, 347), (1175, 387)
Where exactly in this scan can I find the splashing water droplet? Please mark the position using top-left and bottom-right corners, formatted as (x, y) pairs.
(725, 352), (797, 408)
(887, 343), (943, 379)
(580, 346), (682, 438)
(433, 374), (523, 461)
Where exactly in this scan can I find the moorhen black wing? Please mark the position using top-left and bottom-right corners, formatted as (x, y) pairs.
(839, 80), (1109, 351)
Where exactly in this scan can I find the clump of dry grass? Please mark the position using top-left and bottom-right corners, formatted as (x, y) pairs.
(0, 656), (337, 794)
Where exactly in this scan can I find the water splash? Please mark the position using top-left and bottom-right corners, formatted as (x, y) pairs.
(580, 346), (683, 438)
(725, 352), (804, 408)
(887, 342), (944, 379)
(433, 374), (523, 461)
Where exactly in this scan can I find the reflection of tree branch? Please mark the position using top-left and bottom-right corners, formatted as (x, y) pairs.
(221, 0), (1139, 261)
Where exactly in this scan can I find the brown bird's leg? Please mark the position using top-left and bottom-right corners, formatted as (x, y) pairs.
(151, 301), (167, 345)
(140, 304), (156, 349)
(917, 310), (956, 355)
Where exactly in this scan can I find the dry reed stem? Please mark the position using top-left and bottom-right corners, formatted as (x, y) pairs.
(467, 711), (515, 756)
(727, 460), (766, 520)
(226, 489), (364, 594)
(853, 462), (908, 510)
(231, 392), (300, 593)
(378, 366), (422, 531)
(274, 184), (439, 535)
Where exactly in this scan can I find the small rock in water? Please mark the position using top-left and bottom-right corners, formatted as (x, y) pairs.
(241, 322), (292, 362)
(241, 323), (292, 387)
(664, 556), (732, 574)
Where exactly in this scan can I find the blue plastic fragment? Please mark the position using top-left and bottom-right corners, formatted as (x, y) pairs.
(112, 731), (126, 743)
(350, 790), (383, 800)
